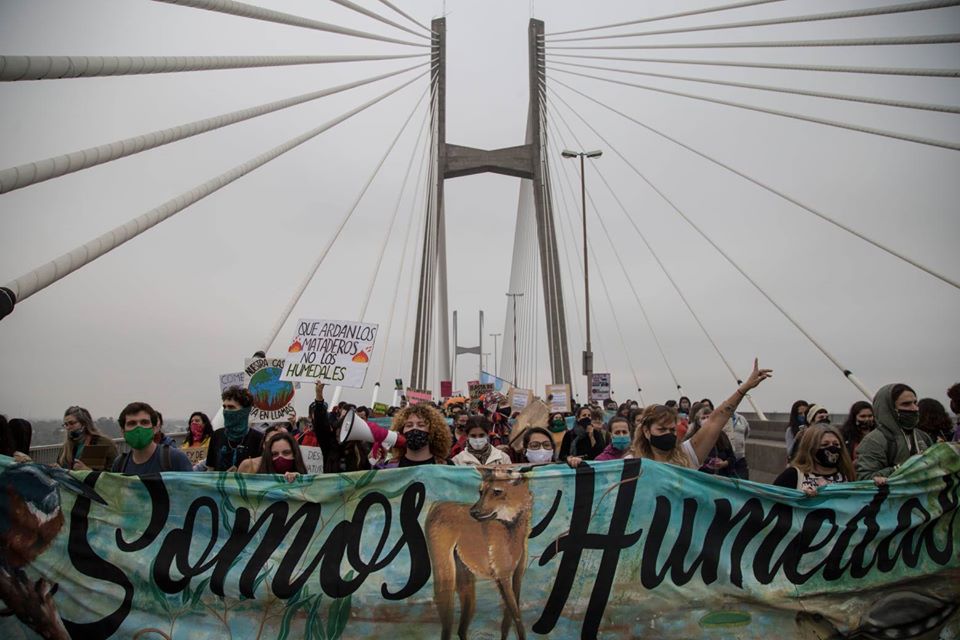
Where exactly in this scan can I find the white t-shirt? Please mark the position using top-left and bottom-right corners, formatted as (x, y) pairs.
(624, 440), (699, 468)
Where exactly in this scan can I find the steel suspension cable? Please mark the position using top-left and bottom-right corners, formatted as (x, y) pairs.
(548, 0), (960, 43)
(152, 0), (427, 47)
(546, 33), (960, 51)
(548, 104), (766, 417)
(551, 68), (960, 152)
(0, 72), (425, 319)
(327, 0), (428, 39)
(0, 53), (427, 81)
(546, 53), (960, 78)
(548, 129), (678, 396)
(549, 60), (960, 114)
(261, 83), (429, 351)
(551, 77), (960, 291)
(0, 63), (427, 195)
(397, 141), (432, 385)
(375, 114), (431, 384)
(374, 0), (432, 33)
(359, 105), (429, 320)
(547, 0), (783, 37)
(549, 85), (875, 400)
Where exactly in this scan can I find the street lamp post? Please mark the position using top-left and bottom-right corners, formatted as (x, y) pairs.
(489, 332), (502, 377)
(505, 293), (524, 387)
(561, 148), (602, 404)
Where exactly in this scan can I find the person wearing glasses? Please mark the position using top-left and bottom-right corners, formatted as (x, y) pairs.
(521, 427), (557, 465)
(57, 405), (117, 471)
(626, 359), (772, 469)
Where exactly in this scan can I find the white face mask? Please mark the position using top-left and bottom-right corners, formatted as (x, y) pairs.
(468, 436), (489, 450)
(526, 448), (553, 464)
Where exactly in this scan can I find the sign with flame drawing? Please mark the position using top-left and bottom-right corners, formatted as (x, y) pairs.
(280, 319), (379, 388)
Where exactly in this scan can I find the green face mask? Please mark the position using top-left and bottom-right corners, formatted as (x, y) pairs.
(124, 426), (155, 450)
(549, 419), (567, 433)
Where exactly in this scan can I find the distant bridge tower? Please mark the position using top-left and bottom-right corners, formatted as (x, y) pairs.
(410, 18), (571, 391)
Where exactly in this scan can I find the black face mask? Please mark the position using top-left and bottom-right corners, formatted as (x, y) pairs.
(405, 429), (430, 451)
(649, 433), (677, 451)
(577, 417), (592, 428)
(815, 446), (841, 468)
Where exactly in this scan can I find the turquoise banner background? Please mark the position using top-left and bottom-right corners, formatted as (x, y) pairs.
(1, 444), (958, 639)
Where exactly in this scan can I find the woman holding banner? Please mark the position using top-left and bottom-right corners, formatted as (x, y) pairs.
(255, 431), (307, 483)
(626, 359), (771, 469)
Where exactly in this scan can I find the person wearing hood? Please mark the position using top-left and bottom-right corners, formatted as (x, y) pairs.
(855, 383), (931, 480)
(205, 386), (263, 472)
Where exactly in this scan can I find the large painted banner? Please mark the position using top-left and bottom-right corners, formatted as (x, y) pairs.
(1, 445), (958, 640)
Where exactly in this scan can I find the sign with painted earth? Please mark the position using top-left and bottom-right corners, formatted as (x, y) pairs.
(244, 356), (295, 422)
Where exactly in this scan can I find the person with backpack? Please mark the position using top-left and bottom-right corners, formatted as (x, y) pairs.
(112, 402), (192, 474)
(855, 383), (931, 480)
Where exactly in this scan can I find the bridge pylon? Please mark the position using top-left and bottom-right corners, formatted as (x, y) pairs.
(409, 18), (571, 392)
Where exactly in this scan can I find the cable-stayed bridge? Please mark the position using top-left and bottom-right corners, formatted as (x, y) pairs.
(0, 0), (958, 418)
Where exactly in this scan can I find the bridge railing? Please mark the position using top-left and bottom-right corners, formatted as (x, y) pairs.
(27, 432), (189, 465)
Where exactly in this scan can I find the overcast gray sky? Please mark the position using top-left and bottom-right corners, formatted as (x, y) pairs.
(1, 0), (958, 422)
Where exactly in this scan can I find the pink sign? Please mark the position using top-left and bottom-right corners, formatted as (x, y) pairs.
(406, 389), (433, 405)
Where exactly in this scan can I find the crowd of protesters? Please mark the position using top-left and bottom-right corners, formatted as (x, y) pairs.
(1, 365), (958, 500)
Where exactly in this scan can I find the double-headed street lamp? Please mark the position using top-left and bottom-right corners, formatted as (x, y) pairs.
(561, 148), (602, 403)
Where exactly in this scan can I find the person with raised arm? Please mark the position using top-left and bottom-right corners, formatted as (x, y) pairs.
(626, 359), (772, 468)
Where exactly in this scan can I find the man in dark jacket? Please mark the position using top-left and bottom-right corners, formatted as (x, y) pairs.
(855, 383), (931, 480)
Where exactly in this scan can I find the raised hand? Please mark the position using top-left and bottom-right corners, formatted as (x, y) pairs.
(742, 358), (773, 392)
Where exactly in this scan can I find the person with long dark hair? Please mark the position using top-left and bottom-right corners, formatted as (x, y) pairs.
(256, 431), (307, 482)
(918, 398), (953, 443)
(840, 400), (874, 459)
(784, 399), (810, 455)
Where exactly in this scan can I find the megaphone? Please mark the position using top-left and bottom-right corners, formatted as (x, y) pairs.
(340, 409), (405, 463)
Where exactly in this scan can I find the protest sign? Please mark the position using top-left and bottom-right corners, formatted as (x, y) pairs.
(508, 397), (550, 450)
(280, 319), (379, 388)
(406, 389), (432, 405)
(372, 402), (390, 416)
(299, 445), (324, 474)
(545, 383), (571, 413)
(508, 388), (533, 412)
(219, 371), (244, 393)
(395, 378), (404, 390)
(468, 381), (494, 400)
(591, 373), (611, 400)
(244, 357), (296, 423)
(4, 445), (958, 640)
(181, 445), (207, 467)
(440, 380), (453, 398)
